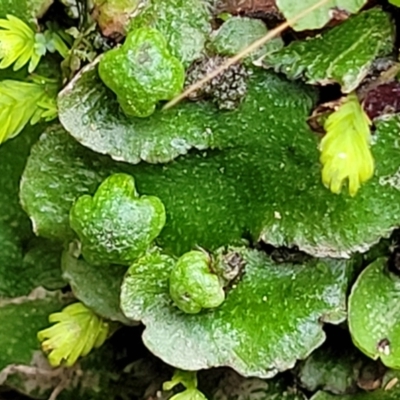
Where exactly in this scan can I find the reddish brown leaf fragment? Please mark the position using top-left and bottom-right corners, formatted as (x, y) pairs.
(363, 82), (400, 120)
(215, 0), (281, 18)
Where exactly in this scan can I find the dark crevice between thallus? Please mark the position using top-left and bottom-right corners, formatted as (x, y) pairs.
(317, 84), (342, 105)
(109, 324), (150, 367)
(383, 0), (400, 51)
(256, 241), (313, 265)
(306, 83), (343, 134)
(386, 229), (400, 277)
(0, 389), (31, 400)
(39, 0), (78, 30)
(357, 2), (400, 120)
(305, 324), (387, 394)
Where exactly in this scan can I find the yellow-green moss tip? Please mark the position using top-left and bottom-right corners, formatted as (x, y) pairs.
(37, 302), (109, 367)
(320, 93), (374, 197)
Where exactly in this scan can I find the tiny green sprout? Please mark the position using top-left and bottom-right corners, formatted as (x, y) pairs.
(0, 15), (70, 73)
(163, 370), (208, 400)
(43, 23), (71, 59)
(37, 302), (109, 367)
(320, 93), (374, 197)
(0, 15), (43, 73)
(169, 250), (225, 314)
(0, 76), (59, 144)
(98, 27), (185, 118)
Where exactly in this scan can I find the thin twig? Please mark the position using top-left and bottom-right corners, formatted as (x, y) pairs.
(163, 0), (333, 110)
(48, 378), (68, 400)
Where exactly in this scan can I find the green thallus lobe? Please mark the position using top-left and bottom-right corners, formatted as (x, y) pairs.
(70, 173), (166, 266)
(99, 27), (185, 118)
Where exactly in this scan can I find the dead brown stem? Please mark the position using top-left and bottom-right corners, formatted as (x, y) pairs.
(163, 0), (333, 110)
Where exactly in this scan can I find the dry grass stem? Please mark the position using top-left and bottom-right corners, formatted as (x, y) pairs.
(163, 0), (333, 110)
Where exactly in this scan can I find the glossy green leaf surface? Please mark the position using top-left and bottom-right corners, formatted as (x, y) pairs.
(120, 248), (350, 377)
(61, 248), (132, 324)
(20, 124), (117, 242)
(129, 0), (211, 66)
(266, 9), (393, 92)
(58, 64), (301, 165)
(59, 59), (210, 164)
(69, 173), (166, 266)
(276, 0), (367, 31)
(24, 89), (400, 258)
(349, 257), (400, 368)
